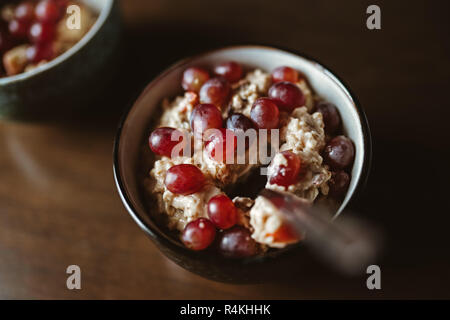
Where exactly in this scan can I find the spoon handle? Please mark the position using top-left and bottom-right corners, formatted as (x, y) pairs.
(260, 189), (379, 275)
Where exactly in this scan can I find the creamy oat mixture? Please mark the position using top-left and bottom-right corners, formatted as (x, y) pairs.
(268, 106), (331, 201)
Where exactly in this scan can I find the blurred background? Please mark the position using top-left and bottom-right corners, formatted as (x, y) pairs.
(0, 0), (449, 298)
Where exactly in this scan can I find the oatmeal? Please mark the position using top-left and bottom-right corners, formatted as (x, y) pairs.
(0, 1), (97, 77)
(249, 196), (301, 248)
(143, 62), (355, 256)
(229, 69), (272, 117)
(160, 92), (199, 130)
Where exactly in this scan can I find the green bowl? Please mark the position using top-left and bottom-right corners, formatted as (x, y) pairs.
(0, 0), (121, 121)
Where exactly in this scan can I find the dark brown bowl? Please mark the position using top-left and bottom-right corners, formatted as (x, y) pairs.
(113, 45), (372, 283)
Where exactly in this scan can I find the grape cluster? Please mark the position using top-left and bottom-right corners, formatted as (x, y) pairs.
(1, 0), (69, 76)
(148, 61), (356, 256)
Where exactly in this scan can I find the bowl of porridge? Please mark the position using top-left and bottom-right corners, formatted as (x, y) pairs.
(0, 0), (120, 120)
(113, 45), (372, 283)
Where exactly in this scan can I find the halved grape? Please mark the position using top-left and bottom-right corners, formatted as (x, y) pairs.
(164, 164), (206, 195)
(269, 151), (302, 187)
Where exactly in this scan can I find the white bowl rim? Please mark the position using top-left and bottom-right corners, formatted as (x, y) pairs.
(113, 44), (372, 254)
(0, 0), (114, 86)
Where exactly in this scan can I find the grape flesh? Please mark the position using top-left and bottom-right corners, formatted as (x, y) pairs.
(269, 151), (302, 187)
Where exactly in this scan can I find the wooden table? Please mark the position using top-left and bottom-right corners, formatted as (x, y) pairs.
(0, 0), (449, 299)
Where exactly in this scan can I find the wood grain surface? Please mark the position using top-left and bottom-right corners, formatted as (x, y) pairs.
(0, 0), (449, 299)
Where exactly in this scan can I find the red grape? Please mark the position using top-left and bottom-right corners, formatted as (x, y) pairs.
(315, 101), (341, 134)
(181, 218), (216, 251)
(181, 67), (210, 92)
(250, 97), (280, 129)
(272, 66), (299, 83)
(268, 81), (305, 112)
(149, 127), (185, 158)
(207, 194), (238, 229)
(328, 170), (350, 197)
(218, 226), (258, 258)
(35, 0), (62, 22)
(165, 164), (206, 195)
(199, 77), (231, 109)
(323, 136), (355, 170)
(226, 113), (255, 149)
(190, 103), (223, 137)
(15, 2), (35, 22)
(8, 19), (30, 38)
(214, 61), (243, 83)
(29, 21), (55, 43)
(26, 42), (54, 63)
(269, 151), (302, 187)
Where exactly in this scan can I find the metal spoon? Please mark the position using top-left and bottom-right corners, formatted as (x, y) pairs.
(260, 189), (380, 275)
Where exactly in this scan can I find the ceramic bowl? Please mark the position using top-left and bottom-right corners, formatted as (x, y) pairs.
(0, 0), (121, 121)
(113, 45), (372, 283)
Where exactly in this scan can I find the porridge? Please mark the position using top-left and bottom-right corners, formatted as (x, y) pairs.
(0, 0), (97, 77)
(143, 62), (355, 258)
